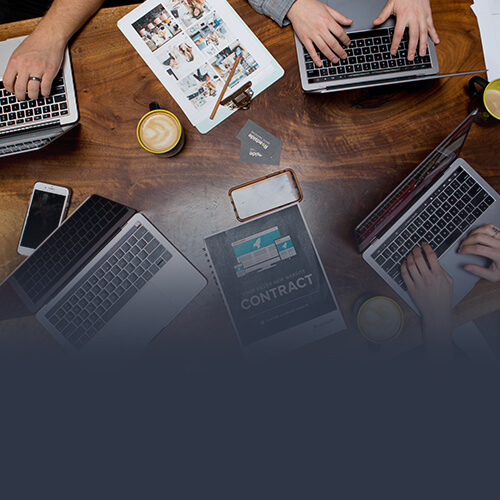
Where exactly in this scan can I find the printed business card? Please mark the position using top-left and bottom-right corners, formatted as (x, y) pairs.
(236, 119), (281, 158)
(239, 144), (281, 165)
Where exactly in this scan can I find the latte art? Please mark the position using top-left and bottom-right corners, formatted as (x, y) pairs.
(357, 296), (403, 343)
(484, 88), (500, 118)
(139, 111), (180, 153)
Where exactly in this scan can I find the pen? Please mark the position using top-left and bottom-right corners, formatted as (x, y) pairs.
(209, 51), (242, 120)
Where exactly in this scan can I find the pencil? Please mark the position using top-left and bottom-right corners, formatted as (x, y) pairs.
(209, 53), (242, 120)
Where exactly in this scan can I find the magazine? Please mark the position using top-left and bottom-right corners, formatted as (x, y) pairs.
(204, 204), (346, 361)
(118, 0), (283, 132)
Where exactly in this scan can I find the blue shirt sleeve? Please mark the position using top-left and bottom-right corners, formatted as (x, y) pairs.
(247, 0), (296, 27)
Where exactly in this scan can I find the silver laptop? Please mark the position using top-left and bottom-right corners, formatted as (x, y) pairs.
(295, 0), (439, 92)
(0, 36), (79, 156)
(6, 195), (207, 369)
(355, 112), (500, 312)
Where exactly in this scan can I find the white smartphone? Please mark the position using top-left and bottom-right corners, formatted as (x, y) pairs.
(17, 182), (72, 256)
(229, 169), (303, 222)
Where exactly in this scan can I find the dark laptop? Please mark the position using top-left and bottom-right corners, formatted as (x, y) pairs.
(356, 112), (500, 312)
(3, 195), (207, 369)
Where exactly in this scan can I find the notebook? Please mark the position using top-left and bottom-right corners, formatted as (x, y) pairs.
(6, 195), (207, 369)
(356, 111), (500, 312)
(0, 36), (79, 157)
(295, 0), (440, 92)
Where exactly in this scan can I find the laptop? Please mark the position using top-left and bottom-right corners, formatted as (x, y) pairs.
(295, 0), (439, 92)
(355, 111), (500, 312)
(4, 195), (207, 369)
(0, 36), (79, 157)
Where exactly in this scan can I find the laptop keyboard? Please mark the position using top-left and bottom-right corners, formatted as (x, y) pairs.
(0, 71), (69, 130)
(45, 223), (173, 351)
(305, 28), (432, 85)
(371, 167), (495, 291)
(13, 196), (130, 305)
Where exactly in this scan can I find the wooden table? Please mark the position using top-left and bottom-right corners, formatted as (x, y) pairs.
(1, 0), (498, 367)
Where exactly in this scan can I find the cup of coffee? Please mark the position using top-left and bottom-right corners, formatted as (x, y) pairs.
(137, 102), (185, 156)
(356, 296), (404, 344)
(468, 76), (500, 127)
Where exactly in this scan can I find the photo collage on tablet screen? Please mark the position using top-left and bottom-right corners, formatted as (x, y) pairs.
(131, 1), (260, 113)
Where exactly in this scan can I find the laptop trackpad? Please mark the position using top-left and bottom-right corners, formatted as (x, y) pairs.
(0, 38), (25, 76)
(325, 0), (394, 32)
(441, 248), (490, 306)
(86, 284), (178, 362)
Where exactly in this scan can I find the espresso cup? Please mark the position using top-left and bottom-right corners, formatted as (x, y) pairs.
(356, 295), (404, 344)
(468, 76), (500, 127)
(137, 102), (185, 156)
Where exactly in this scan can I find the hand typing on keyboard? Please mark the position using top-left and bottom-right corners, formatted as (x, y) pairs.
(3, 0), (104, 100)
(281, 0), (438, 67)
(373, 0), (440, 61)
(401, 242), (454, 361)
(287, 0), (353, 67)
(459, 224), (500, 283)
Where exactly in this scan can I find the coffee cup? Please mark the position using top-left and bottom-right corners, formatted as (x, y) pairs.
(137, 102), (185, 156)
(468, 76), (500, 127)
(356, 295), (404, 344)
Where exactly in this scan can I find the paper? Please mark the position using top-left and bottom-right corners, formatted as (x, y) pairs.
(237, 119), (282, 165)
(471, 0), (500, 80)
(204, 205), (346, 361)
(118, 0), (282, 130)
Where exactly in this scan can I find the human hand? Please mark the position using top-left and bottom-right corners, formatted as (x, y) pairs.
(459, 224), (500, 282)
(373, 0), (439, 61)
(401, 242), (454, 323)
(3, 30), (66, 101)
(287, 0), (352, 67)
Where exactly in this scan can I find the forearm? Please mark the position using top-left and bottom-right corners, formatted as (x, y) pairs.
(247, 0), (296, 26)
(30, 0), (105, 46)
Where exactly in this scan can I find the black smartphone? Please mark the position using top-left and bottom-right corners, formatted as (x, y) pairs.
(17, 182), (72, 256)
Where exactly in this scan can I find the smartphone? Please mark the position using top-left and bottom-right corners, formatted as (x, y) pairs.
(17, 182), (72, 256)
(229, 169), (303, 222)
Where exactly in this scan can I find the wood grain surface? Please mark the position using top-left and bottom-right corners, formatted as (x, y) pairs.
(0, 0), (498, 367)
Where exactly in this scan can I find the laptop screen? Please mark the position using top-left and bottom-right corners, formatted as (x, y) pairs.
(355, 112), (476, 252)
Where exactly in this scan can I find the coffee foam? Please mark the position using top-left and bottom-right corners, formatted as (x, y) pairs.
(484, 88), (500, 117)
(139, 111), (180, 153)
(358, 297), (403, 342)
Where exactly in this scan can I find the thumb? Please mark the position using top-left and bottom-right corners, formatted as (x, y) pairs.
(373, 3), (393, 25)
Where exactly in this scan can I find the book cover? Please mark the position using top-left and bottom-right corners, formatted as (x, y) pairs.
(204, 204), (346, 360)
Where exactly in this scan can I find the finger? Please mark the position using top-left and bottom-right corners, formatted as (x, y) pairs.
(413, 245), (431, 275)
(466, 224), (499, 239)
(407, 21), (419, 61)
(418, 21), (428, 57)
(464, 264), (499, 282)
(328, 12), (352, 48)
(459, 242), (499, 261)
(427, 22), (439, 45)
(3, 62), (17, 94)
(40, 72), (55, 97)
(13, 72), (30, 101)
(405, 252), (423, 283)
(303, 39), (322, 67)
(390, 22), (405, 56)
(328, 8), (353, 28)
(460, 232), (500, 251)
(27, 78), (41, 100)
(373, 2), (393, 26)
(401, 261), (416, 290)
(421, 242), (440, 271)
(314, 33), (346, 61)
